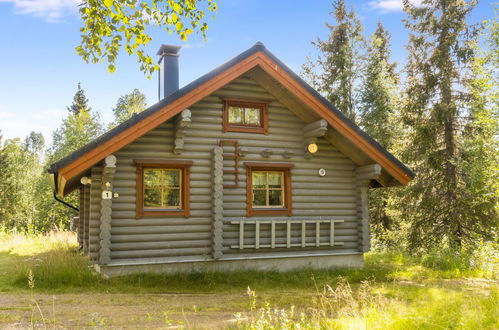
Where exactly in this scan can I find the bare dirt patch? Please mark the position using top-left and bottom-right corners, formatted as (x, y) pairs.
(0, 292), (247, 329)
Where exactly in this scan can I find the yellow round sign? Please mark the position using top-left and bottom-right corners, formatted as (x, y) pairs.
(307, 143), (318, 153)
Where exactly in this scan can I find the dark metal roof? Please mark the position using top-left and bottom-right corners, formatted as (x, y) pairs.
(49, 42), (414, 180)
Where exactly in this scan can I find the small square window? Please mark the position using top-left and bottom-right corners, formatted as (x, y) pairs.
(245, 162), (293, 216)
(143, 168), (182, 209)
(134, 160), (192, 219)
(252, 171), (284, 208)
(222, 99), (268, 134)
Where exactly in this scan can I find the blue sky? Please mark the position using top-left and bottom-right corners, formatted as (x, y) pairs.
(0, 0), (494, 144)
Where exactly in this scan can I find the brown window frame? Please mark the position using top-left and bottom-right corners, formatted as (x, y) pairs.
(245, 162), (293, 216)
(222, 98), (269, 135)
(134, 159), (193, 219)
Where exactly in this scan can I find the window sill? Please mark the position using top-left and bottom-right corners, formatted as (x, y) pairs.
(225, 126), (268, 135)
(248, 208), (291, 216)
(136, 209), (188, 219)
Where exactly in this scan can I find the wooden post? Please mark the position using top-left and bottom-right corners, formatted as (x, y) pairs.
(355, 164), (382, 253)
(330, 221), (335, 246)
(286, 222), (291, 248)
(78, 187), (84, 249)
(301, 222), (306, 247)
(212, 146), (224, 259)
(271, 222), (276, 248)
(99, 155), (116, 265)
(239, 221), (245, 249)
(255, 222), (260, 249)
(83, 184), (90, 253)
(316, 221), (320, 247)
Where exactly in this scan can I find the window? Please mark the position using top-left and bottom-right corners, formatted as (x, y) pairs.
(245, 162), (293, 216)
(144, 169), (181, 209)
(252, 171), (284, 207)
(134, 159), (193, 219)
(222, 99), (268, 134)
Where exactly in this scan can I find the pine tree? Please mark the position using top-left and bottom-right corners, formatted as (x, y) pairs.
(301, 0), (363, 121)
(110, 89), (147, 127)
(399, 0), (493, 249)
(358, 22), (400, 236)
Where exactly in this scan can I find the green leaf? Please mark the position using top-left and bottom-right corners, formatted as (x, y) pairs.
(104, 0), (114, 8)
(76, 0), (217, 76)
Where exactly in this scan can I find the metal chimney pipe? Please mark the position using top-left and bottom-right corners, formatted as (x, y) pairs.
(157, 44), (181, 100)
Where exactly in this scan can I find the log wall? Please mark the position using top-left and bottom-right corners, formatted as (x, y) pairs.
(88, 76), (362, 263)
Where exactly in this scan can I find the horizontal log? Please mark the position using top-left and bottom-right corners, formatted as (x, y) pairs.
(111, 247), (209, 259)
(222, 209), (357, 217)
(111, 239), (210, 251)
(222, 202), (355, 210)
(222, 241), (359, 253)
(111, 218), (211, 226)
(111, 201), (212, 212)
(222, 195), (355, 203)
(111, 224), (211, 235)
(111, 232), (212, 243)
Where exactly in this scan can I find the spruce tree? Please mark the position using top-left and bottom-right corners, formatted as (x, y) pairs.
(301, 0), (363, 121)
(459, 16), (499, 241)
(359, 22), (399, 149)
(67, 82), (91, 116)
(399, 0), (493, 248)
(358, 22), (400, 236)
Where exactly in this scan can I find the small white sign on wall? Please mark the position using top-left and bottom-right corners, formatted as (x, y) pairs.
(102, 190), (113, 200)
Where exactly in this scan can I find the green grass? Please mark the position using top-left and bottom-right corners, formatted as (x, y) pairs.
(0, 231), (497, 328)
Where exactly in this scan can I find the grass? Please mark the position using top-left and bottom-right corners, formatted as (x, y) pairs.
(0, 231), (497, 328)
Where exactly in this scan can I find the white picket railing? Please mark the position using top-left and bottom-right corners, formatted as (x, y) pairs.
(230, 219), (345, 249)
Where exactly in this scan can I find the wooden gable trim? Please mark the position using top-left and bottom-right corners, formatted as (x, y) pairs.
(55, 50), (411, 193)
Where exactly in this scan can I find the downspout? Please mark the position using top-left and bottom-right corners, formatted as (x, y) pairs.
(49, 171), (79, 212)
(53, 191), (79, 212)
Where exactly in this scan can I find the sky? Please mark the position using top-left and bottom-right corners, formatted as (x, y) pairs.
(0, 0), (495, 144)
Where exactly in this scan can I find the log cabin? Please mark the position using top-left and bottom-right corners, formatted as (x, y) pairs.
(49, 42), (414, 276)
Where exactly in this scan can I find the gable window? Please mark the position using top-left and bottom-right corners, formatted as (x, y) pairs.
(222, 99), (269, 134)
(134, 159), (193, 219)
(245, 162), (293, 216)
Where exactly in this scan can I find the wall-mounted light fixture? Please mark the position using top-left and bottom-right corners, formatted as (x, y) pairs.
(307, 143), (318, 154)
(80, 177), (92, 185)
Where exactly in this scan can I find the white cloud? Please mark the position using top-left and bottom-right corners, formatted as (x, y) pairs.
(0, 0), (80, 22)
(368, 0), (422, 13)
(183, 38), (215, 50)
